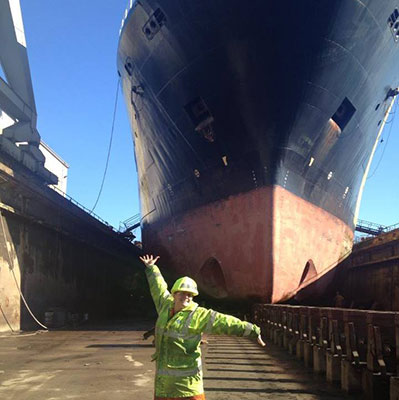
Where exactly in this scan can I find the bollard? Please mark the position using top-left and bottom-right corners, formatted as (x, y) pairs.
(313, 345), (326, 373)
(326, 352), (341, 382)
(288, 335), (298, 355)
(362, 369), (390, 400)
(288, 312), (300, 355)
(283, 311), (291, 349)
(314, 315), (328, 374)
(275, 327), (283, 347)
(304, 341), (314, 367)
(341, 358), (362, 393)
(252, 304), (398, 400)
(304, 309), (317, 367)
(392, 314), (399, 400)
(296, 339), (304, 360)
(296, 310), (308, 360)
(341, 320), (363, 393)
(390, 377), (399, 399)
(361, 314), (394, 399)
(326, 318), (343, 383)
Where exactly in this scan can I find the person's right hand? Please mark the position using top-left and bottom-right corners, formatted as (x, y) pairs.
(257, 334), (266, 347)
(140, 254), (160, 267)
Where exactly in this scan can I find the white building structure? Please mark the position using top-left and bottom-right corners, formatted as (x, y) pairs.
(39, 141), (69, 194)
(0, 0), (57, 185)
(0, 110), (69, 194)
(0, 109), (14, 130)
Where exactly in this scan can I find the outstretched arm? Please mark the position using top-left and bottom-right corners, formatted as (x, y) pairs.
(140, 255), (171, 314)
(198, 309), (265, 347)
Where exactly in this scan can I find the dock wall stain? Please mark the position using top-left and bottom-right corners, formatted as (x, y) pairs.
(0, 156), (152, 333)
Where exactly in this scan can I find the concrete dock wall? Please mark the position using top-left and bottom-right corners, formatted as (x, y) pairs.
(0, 214), (21, 331)
(341, 231), (399, 310)
(0, 155), (149, 332)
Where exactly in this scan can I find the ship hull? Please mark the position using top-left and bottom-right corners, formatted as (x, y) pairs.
(143, 185), (353, 302)
(118, 0), (399, 301)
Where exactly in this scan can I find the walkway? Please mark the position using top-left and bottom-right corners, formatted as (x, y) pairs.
(0, 323), (360, 399)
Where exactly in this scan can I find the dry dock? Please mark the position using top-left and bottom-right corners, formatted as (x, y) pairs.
(0, 322), (359, 400)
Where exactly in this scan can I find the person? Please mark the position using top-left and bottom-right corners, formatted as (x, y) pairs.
(140, 254), (265, 400)
(333, 291), (345, 308)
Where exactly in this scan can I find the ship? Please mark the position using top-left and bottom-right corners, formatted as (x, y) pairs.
(117, 0), (399, 303)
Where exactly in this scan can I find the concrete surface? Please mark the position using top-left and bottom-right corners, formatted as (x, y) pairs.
(0, 157), (147, 333)
(0, 322), (361, 400)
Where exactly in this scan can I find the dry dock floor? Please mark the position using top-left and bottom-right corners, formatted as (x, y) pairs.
(0, 322), (360, 399)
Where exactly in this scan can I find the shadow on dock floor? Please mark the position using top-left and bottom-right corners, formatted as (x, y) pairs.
(0, 322), (361, 400)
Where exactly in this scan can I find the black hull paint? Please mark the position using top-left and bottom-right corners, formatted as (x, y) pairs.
(117, 0), (399, 299)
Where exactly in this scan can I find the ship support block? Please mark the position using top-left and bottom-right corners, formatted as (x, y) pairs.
(253, 304), (399, 399)
(362, 370), (390, 400)
(326, 353), (341, 382)
(296, 339), (304, 360)
(313, 345), (327, 373)
(341, 359), (362, 393)
(390, 377), (399, 399)
(303, 341), (314, 367)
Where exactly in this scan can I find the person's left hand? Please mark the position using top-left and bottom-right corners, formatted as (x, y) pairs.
(139, 254), (160, 267)
(257, 334), (266, 347)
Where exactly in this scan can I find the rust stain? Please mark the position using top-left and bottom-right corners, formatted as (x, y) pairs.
(143, 185), (353, 303)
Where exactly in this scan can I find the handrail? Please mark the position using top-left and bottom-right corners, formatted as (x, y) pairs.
(355, 218), (399, 242)
(122, 213), (140, 226)
(356, 218), (386, 231)
(51, 186), (116, 231)
(385, 222), (399, 231)
(120, 213), (141, 232)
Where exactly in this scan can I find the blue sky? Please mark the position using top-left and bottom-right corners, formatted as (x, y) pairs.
(20, 0), (140, 231)
(360, 101), (399, 228)
(19, 0), (399, 231)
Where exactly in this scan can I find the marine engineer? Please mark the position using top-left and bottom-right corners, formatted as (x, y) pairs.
(140, 254), (266, 400)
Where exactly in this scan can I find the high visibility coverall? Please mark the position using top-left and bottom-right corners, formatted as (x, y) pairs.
(145, 264), (261, 398)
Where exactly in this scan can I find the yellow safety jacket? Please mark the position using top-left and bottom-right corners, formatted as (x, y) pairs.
(145, 264), (261, 398)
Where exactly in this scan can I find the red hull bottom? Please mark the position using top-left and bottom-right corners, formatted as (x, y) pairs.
(143, 186), (353, 303)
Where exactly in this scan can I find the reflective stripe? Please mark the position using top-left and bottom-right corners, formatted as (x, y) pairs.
(157, 366), (202, 377)
(158, 361), (202, 377)
(243, 322), (253, 336)
(162, 305), (199, 341)
(162, 290), (171, 299)
(205, 310), (217, 333)
(164, 331), (201, 341)
(153, 272), (162, 278)
(182, 305), (198, 335)
(180, 281), (196, 291)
